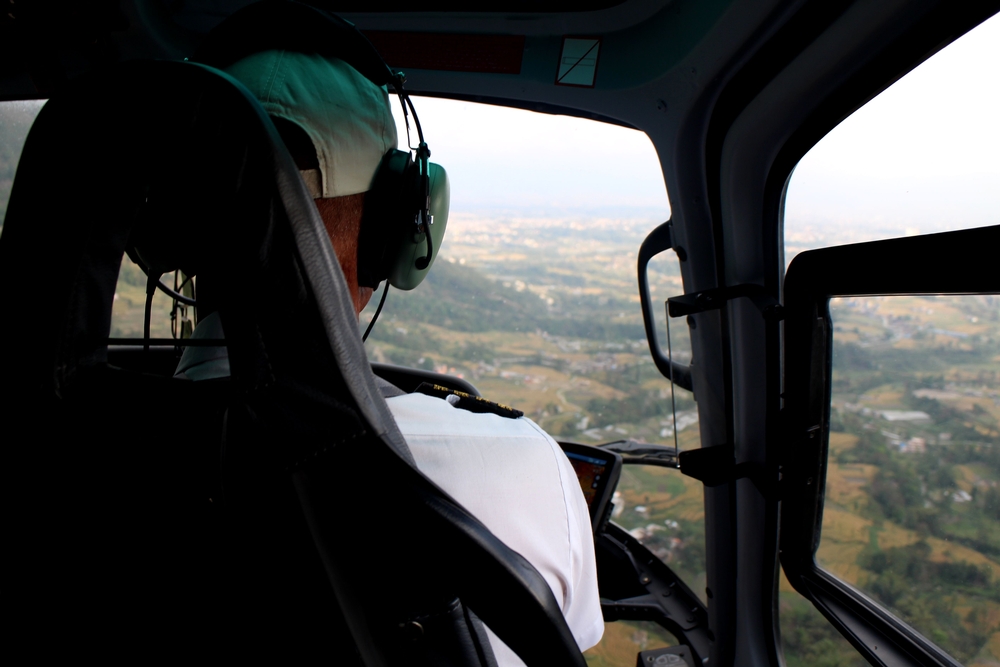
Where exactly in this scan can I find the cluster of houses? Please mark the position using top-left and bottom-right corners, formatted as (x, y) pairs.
(885, 433), (928, 453)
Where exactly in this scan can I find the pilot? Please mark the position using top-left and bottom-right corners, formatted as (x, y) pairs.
(175, 49), (604, 662)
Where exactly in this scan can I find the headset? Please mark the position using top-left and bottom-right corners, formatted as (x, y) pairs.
(128, 0), (448, 342)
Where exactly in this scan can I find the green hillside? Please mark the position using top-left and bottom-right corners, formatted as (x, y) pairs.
(370, 249), (648, 342)
(362, 217), (694, 444)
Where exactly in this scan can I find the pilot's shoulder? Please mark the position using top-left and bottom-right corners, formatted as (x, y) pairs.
(386, 384), (561, 458)
(409, 382), (524, 419)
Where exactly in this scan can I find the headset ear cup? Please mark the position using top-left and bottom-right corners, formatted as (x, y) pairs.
(387, 162), (449, 291)
(356, 154), (449, 291)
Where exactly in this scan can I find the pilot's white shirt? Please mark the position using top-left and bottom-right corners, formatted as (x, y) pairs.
(174, 313), (604, 662)
(386, 392), (604, 663)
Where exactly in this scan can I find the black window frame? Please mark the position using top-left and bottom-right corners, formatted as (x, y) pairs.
(780, 225), (1000, 667)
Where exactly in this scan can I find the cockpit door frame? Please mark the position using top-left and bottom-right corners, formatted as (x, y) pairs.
(780, 226), (1000, 667)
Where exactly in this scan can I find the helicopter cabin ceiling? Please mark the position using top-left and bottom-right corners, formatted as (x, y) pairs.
(0, 0), (743, 128)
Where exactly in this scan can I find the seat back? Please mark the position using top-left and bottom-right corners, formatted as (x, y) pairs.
(0, 60), (586, 666)
(0, 58), (363, 660)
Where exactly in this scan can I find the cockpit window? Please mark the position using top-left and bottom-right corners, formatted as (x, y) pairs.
(2, 91), (704, 658)
(0, 99), (183, 339)
(0, 99), (45, 232)
(369, 98), (706, 657)
(371, 98), (690, 447)
(782, 12), (1000, 666)
(784, 11), (1000, 262)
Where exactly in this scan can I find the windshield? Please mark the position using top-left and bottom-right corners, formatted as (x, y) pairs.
(366, 98), (695, 449)
(366, 99), (707, 662)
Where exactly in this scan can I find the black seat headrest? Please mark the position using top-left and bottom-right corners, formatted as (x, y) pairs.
(0, 59), (405, 440)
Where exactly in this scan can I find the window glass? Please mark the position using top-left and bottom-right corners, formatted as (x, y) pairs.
(781, 11), (1000, 666)
(369, 98), (700, 665)
(612, 464), (706, 604)
(784, 12), (1000, 262)
(0, 99), (182, 338)
(0, 99), (46, 230)
(819, 295), (1000, 664)
(366, 98), (695, 449)
(3, 92), (699, 659)
(778, 569), (866, 667)
(111, 261), (193, 339)
(584, 620), (676, 667)
(585, 465), (698, 663)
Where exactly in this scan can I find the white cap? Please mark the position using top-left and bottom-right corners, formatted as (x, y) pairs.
(224, 49), (398, 198)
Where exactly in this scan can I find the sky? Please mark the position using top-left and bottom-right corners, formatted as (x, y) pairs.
(389, 97), (670, 220)
(784, 9), (1000, 241)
